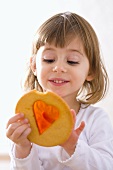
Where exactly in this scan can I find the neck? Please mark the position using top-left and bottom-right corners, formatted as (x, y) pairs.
(62, 95), (80, 114)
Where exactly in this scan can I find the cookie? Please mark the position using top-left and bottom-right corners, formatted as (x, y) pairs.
(15, 90), (74, 146)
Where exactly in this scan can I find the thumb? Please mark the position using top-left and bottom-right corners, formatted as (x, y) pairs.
(70, 109), (76, 126)
(75, 121), (85, 136)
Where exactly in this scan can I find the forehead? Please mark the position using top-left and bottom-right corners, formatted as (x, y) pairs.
(45, 37), (84, 50)
(36, 37), (85, 58)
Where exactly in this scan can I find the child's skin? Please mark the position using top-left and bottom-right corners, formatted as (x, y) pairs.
(6, 37), (92, 158)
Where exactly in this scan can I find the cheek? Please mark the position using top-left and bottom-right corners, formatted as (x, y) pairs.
(73, 65), (89, 83)
(80, 61), (90, 78)
(36, 58), (43, 76)
(36, 68), (44, 81)
(36, 65), (48, 86)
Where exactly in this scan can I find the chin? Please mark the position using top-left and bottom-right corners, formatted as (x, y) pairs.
(48, 89), (63, 97)
(54, 91), (64, 98)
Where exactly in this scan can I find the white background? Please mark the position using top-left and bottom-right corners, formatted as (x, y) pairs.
(0, 0), (113, 154)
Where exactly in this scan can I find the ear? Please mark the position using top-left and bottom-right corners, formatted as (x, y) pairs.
(86, 72), (94, 82)
(86, 75), (94, 82)
(30, 56), (37, 76)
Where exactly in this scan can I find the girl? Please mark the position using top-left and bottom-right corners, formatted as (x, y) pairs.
(6, 11), (113, 170)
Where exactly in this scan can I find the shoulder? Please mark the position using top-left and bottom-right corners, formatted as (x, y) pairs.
(78, 104), (112, 129)
(78, 105), (113, 143)
(80, 104), (108, 119)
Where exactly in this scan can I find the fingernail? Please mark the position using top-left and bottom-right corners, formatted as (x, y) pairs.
(20, 113), (24, 117)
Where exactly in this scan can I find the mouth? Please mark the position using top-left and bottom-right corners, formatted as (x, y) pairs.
(49, 78), (69, 86)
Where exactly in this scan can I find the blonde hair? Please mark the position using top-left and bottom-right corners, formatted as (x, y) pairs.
(24, 11), (109, 105)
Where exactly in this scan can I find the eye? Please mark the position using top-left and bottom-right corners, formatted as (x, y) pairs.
(43, 59), (55, 63)
(67, 61), (79, 65)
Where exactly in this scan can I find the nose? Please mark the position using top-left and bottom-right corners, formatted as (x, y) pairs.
(52, 65), (67, 73)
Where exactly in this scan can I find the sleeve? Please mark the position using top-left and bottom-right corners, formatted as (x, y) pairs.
(57, 109), (113, 170)
(9, 143), (44, 170)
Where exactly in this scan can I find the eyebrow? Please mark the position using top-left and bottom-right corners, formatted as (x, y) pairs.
(67, 49), (83, 55)
(43, 47), (55, 52)
(42, 47), (83, 56)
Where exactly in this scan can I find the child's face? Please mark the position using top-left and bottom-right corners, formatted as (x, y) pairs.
(35, 37), (92, 99)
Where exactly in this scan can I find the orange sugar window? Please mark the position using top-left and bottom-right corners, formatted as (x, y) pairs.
(33, 100), (59, 134)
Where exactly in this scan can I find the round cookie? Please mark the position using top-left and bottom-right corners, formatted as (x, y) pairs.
(15, 90), (74, 147)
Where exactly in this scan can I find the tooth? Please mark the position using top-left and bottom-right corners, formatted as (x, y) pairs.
(53, 80), (65, 83)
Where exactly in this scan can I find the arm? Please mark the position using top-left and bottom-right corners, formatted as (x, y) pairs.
(9, 143), (43, 170)
(58, 138), (113, 170)
(60, 109), (85, 156)
(58, 108), (113, 170)
(6, 114), (43, 170)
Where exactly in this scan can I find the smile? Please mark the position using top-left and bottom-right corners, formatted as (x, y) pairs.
(52, 80), (66, 83)
(49, 79), (69, 86)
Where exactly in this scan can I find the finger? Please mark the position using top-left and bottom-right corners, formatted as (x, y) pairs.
(75, 121), (85, 136)
(19, 127), (31, 140)
(6, 118), (29, 138)
(11, 123), (31, 142)
(6, 113), (24, 129)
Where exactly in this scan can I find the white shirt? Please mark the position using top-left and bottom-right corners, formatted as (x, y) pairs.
(9, 104), (113, 170)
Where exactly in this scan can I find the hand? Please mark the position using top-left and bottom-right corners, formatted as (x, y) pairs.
(60, 109), (85, 156)
(6, 113), (32, 158)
